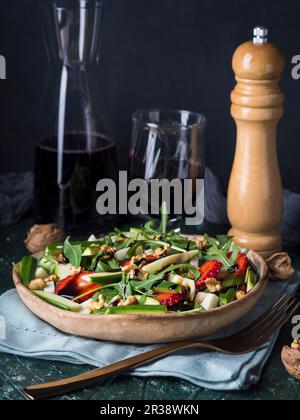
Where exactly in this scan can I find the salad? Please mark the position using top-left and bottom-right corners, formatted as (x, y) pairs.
(16, 214), (257, 315)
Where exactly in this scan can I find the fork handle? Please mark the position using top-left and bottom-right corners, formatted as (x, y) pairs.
(24, 340), (214, 400)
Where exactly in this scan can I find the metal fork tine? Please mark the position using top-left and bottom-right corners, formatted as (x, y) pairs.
(244, 297), (297, 342)
(245, 298), (298, 344)
(247, 300), (300, 349)
(247, 295), (292, 330)
(229, 295), (292, 341)
(256, 300), (300, 343)
(235, 300), (300, 353)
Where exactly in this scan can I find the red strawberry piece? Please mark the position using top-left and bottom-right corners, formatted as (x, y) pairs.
(146, 255), (159, 262)
(235, 253), (248, 276)
(227, 252), (249, 276)
(55, 272), (100, 303)
(154, 292), (184, 308)
(199, 261), (214, 275)
(196, 261), (223, 290)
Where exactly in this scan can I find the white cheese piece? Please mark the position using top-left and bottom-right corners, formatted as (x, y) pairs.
(195, 292), (219, 310)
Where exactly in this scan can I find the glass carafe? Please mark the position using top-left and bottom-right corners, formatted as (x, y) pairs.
(34, 0), (118, 235)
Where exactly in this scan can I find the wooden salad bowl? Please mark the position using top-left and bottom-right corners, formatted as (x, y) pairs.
(12, 242), (269, 344)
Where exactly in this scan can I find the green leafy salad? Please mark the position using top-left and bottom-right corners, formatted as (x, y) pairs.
(16, 213), (257, 315)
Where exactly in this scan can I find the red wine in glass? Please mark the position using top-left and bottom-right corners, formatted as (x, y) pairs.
(34, 132), (118, 235)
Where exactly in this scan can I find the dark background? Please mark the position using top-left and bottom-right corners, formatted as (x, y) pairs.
(0, 0), (300, 191)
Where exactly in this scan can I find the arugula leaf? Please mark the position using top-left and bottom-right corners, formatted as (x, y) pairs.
(18, 256), (38, 286)
(131, 263), (199, 292)
(204, 234), (232, 269)
(138, 295), (147, 305)
(167, 231), (190, 251)
(143, 220), (160, 235)
(114, 228), (126, 237)
(220, 288), (236, 306)
(116, 274), (132, 300)
(229, 242), (239, 265)
(108, 258), (121, 271)
(222, 276), (244, 289)
(97, 287), (120, 304)
(115, 237), (136, 251)
(95, 259), (112, 273)
(216, 235), (234, 255)
(183, 264), (201, 281)
(128, 239), (175, 257)
(155, 281), (181, 294)
(216, 235), (232, 249)
(63, 237), (82, 267)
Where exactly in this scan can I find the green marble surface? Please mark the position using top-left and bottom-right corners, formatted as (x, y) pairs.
(0, 219), (299, 400)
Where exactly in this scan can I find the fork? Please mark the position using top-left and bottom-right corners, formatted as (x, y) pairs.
(23, 294), (300, 400)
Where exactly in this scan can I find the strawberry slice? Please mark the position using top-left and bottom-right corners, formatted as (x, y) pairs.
(199, 261), (215, 275)
(154, 292), (184, 308)
(196, 261), (223, 290)
(55, 272), (100, 303)
(235, 253), (248, 276)
(227, 252), (249, 276)
(146, 255), (159, 261)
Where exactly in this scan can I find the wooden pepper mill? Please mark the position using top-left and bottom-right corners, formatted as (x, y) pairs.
(228, 27), (285, 258)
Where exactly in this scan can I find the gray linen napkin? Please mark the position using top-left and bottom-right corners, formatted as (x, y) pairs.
(0, 274), (299, 391)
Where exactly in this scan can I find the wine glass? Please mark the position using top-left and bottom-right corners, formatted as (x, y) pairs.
(129, 109), (206, 229)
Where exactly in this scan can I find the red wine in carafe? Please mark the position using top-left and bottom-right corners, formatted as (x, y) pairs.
(34, 133), (118, 234)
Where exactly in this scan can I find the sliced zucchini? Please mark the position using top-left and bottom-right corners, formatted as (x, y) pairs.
(53, 264), (74, 280)
(135, 295), (161, 306)
(96, 305), (167, 315)
(246, 267), (256, 293)
(81, 272), (123, 284)
(33, 291), (81, 312)
(82, 246), (99, 257)
(142, 250), (199, 274)
(38, 256), (58, 274)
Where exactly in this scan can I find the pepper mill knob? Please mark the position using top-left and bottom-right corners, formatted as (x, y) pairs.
(253, 26), (268, 44)
(228, 28), (285, 259)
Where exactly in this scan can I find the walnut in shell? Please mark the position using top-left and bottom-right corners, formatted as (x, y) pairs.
(266, 253), (295, 280)
(25, 224), (65, 254)
(281, 345), (300, 380)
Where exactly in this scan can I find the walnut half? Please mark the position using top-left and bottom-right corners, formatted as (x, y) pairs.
(281, 344), (300, 380)
(266, 253), (295, 280)
(25, 224), (65, 254)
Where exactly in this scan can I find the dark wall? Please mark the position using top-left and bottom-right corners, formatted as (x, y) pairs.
(0, 0), (300, 191)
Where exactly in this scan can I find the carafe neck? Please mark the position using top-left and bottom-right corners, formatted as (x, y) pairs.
(42, 0), (103, 67)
